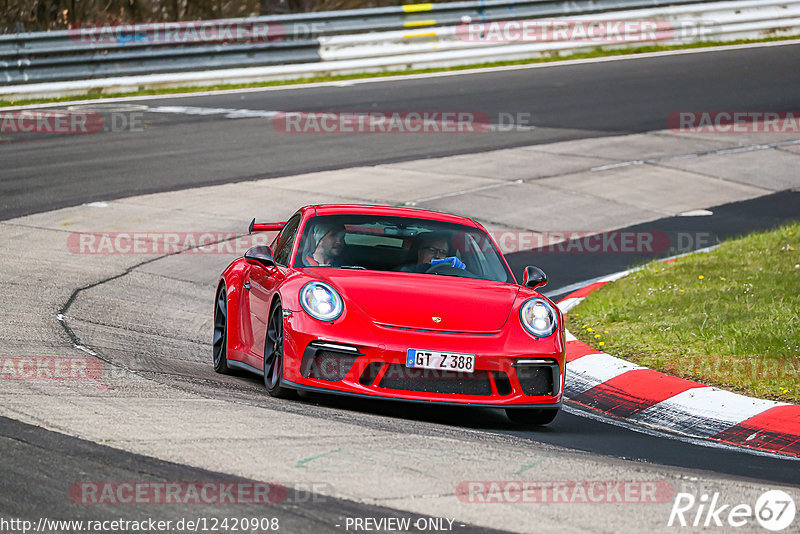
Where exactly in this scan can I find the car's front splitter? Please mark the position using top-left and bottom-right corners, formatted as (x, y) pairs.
(281, 378), (563, 409)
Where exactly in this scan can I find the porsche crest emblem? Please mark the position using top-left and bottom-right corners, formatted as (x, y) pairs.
(432, 316), (442, 323)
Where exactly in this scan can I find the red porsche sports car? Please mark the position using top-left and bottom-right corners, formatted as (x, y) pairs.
(213, 204), (565, 425)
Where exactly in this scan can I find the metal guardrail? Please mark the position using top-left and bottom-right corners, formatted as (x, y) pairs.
(318, 0), (800, 59)
(0, 0), (732, 85)
(0, 0), (798, 91)
(1, 0), (722, 52)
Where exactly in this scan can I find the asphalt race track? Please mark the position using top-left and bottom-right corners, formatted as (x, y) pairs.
(1, 42), (800, 532)
(0, 416), (509, 534)
(2, 43), (800, 220)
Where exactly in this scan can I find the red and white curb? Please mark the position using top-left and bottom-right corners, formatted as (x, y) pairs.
(558, 262), (800, 459)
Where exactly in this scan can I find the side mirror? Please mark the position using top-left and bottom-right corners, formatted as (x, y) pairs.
(244, 246), (275, 269)
(522, 266), (548, 289)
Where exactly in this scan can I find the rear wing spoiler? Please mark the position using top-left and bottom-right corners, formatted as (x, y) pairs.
(249, 218), (286, 234)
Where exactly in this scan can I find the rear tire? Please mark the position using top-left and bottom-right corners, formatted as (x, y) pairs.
(505, 408), (559, 426)
(212, 284), (230, 374)
(263, 302), (297, 399)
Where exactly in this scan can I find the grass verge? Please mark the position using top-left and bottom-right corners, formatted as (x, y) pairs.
(1, 35), (799, 107)
(567, 222), (800, 403)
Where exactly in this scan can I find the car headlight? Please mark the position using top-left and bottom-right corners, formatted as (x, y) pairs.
(519, 298), (558, 338)
(300, 282), (344, 321)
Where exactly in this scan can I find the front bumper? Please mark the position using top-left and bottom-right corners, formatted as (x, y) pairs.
(282, 310), (565, 407)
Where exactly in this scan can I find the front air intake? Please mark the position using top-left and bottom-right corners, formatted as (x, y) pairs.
(491, 371), (512, 396)
(359, 363), (383, 386)
(300, 342), (361, 381)
(514, 360), (560, 396)
(378, 364), (492, 395)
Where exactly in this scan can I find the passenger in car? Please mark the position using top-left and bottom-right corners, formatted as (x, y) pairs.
(397, 232), (465, 272)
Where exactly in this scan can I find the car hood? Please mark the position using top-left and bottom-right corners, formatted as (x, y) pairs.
(317, 270), (520, 332)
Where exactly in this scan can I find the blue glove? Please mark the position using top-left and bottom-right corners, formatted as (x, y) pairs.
(431, 256), (466, 269)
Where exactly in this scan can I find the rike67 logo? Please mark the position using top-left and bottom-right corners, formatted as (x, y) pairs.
(668, 490), (796, 531)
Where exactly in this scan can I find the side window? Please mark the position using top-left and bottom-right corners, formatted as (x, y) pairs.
(273, 214), (301, 266)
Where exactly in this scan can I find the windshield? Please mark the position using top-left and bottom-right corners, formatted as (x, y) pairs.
(294, 215), (513, 283)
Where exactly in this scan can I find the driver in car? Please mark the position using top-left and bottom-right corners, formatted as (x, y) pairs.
(397, 232), (466, 273)
(304, 224), (346, 267)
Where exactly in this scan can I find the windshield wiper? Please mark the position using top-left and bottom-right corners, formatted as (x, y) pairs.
(339, 265), (367, 270)
(431, 271), (481, 279)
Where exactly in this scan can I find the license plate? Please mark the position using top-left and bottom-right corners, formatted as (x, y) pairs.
(406, 349), (475, 373)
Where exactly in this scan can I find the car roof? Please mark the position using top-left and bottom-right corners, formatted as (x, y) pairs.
(305, 204), (480, 227)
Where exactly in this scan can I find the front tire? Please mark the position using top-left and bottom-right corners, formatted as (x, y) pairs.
(212, 283), (230, 374)
(505, 408), (559, 426)
(263, 302), (296, 399)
